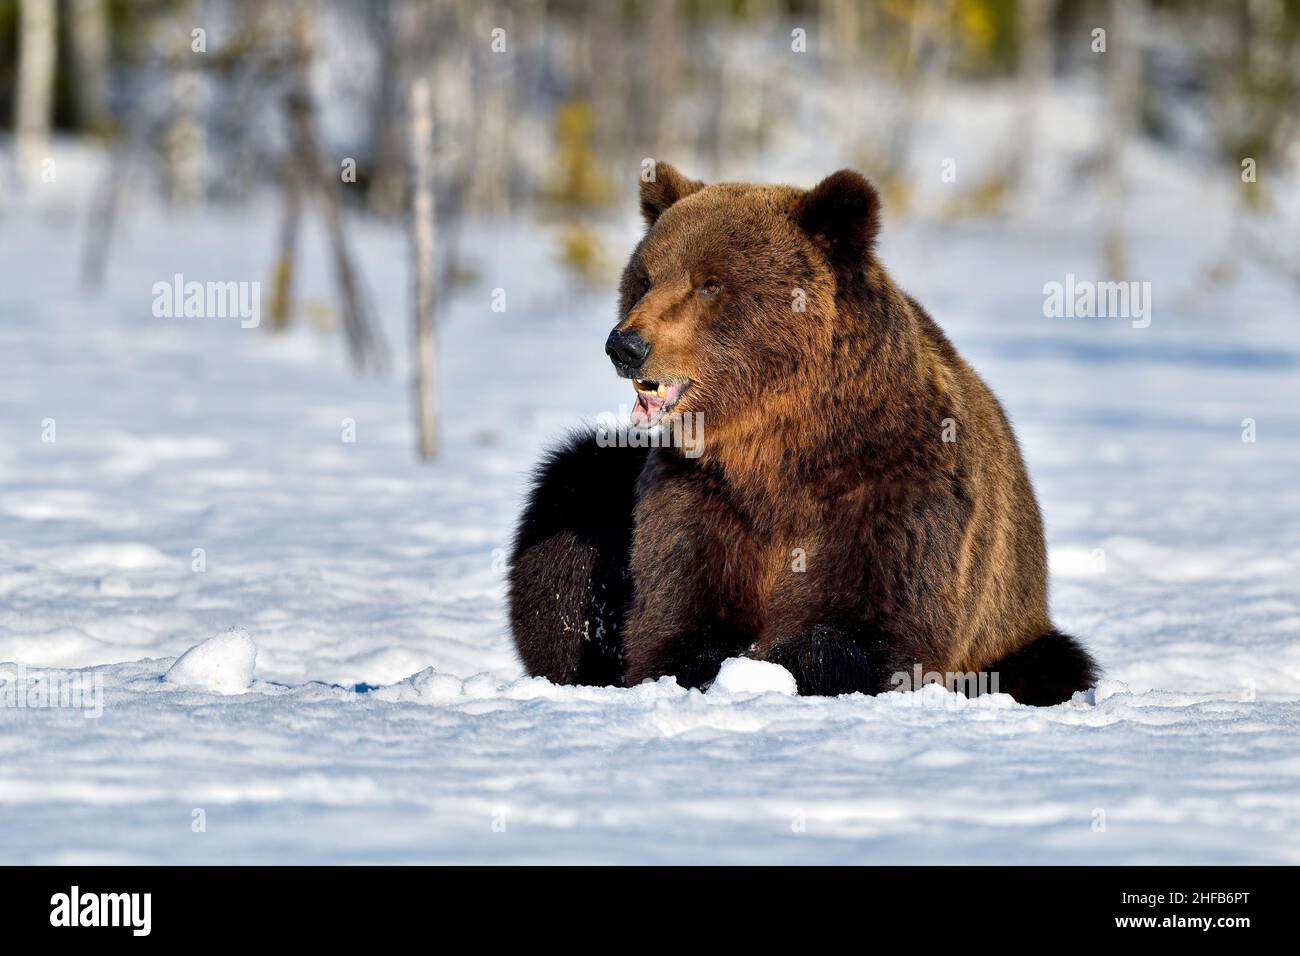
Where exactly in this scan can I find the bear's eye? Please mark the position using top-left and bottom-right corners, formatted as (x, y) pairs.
(699, 278), (722, 298)
(637, 275), (652, 300)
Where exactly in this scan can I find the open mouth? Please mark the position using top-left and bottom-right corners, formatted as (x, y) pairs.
(631, 378), (689, 428)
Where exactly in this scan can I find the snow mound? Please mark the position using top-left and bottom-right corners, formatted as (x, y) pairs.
(708, 657), (798, 696)
(409, 666), (466, 703)
(165, 627), (258, 695)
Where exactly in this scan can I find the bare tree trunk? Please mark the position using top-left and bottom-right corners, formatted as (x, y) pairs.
(583, 0), (624, 160)
(269, 158), (303, 331)
(160, 0), (206, 206)
(822, 0), (861, 67)
(885, 0), (954, 187)
(465, 2), (513, 215)
(167, 64), (208, 207)
(212, 0), (277, 200)
(646, 0), (680, 157)
(707, 0), (733, 176)
(409, 78), (438, 460)
(1101, 0), (1143, 277)
(366, 0), (408, 217)
(71, 0), (112, 135)
(719, 0), (768, 160)
(285, 5), (388, 373)
(1008, 0), (1055, 200)
(430, 2), (472, 284)
(16, 0), (58, 187)
(81, 147), (127, 290)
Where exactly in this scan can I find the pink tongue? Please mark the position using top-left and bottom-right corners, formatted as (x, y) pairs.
(631, 393), (663, 428)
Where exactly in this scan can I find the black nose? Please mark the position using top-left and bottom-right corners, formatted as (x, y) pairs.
(605, 328), (650, 371)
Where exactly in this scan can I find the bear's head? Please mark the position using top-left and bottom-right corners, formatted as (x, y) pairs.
(606, 163), (887, 435)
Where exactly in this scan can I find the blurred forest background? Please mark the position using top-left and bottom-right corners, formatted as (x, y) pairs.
(2, 0), (1298, 446)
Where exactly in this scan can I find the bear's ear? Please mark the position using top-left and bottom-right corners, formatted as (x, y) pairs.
(640, 162), (704, 228)
(793, 170), (882, 276)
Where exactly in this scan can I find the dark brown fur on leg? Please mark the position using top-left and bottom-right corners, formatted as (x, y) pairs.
(985, 630), (1098, 705)
(759, 623), (911, 697)
(620, 448), (761, 687)
(507, 431), (646, 685)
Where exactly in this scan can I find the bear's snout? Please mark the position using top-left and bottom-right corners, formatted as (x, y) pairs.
(605, 328), (651, 374)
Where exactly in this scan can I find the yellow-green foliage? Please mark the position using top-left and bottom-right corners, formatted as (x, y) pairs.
(543, 100), (614, 211)
(268, 258), (294, 331)
(953, 0), (1018, 75)
(556, 223), (608, 285)
(544, 100), (615, 285)
(874, 171), (915, 219)
(1102, 232), (1128, 281)
(942, 171), (1011, 219)
(1201, 258), (1237, 290)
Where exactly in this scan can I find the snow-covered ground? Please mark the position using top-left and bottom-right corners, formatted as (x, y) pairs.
(1, 132), (1298, 863)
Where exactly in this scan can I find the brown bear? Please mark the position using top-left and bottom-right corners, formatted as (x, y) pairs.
(508, 163), (1098, 705)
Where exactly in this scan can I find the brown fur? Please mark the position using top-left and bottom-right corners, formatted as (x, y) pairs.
(510, 163), (1098, 702)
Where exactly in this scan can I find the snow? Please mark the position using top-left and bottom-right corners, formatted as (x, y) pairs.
(164, 628), (258, 694)
(1, 122), (1299, 863)
(3, 659), (1297, 864)
(709, 657), (798, 696)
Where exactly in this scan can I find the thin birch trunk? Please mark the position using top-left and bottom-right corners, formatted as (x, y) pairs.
(81, 145), (127, 290)
(367, 0), (408, 217)
(1008, 0), (1055, 204)
(16, 0), (58, 187)
(168, 65), (207, 207)
(269, 158), (303, 331)
(71, 0), (112, 135)
(409, 78), (438, 460)
(286, 4), (387, 372)
(1102, 0), (1143, 277)
(646, 0), (680, 158)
